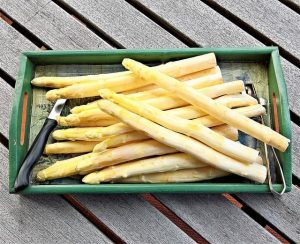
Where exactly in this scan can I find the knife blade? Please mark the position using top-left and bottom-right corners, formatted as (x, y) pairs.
(14, 99), (67, 192)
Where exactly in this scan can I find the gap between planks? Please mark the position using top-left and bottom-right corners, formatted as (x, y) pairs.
(125, 0), (199, 47)
(142, 193), (209, 243)
(200, 0), (300, 68)
(52, 0), (125, 48)
(233, 194), (293, 243)
(278, 0), (300, 15)
(0, 10), (51, 49)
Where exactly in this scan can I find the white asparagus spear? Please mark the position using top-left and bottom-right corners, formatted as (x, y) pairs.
(77, 140), (177, 175)
(58, 80), (244, 127)
(70, 70), (223, 114)
(99, 89), (259, 164)
(93, 124), (238, 153)
(31, 71), (130, 88)
(36, 153), (94, 181)
(117, 167), (230, 183)
(196, 104), (266, 127)
(37, 139), (177, 181)
(53, 104), (265, 141)
(166, 94), (257, 119)
(122, 58), (289, 152)
(44, 141), (100, 154)
(97, 100), (267, 183)
(52, 127), (107, 141)
(93, 131), (149, 152)
(35, 55), (218, 89)
(124, 66), (222, 95)
(70, 66), (222, 114)
(82, 153), (208, 184)
(46, 53), (216, 100)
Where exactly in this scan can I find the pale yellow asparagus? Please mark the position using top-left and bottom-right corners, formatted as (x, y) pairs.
(37, 139), (176, 181)
(196, 104), (266, 127)
(78, 140), (177, 175)
(99, 89), (259, 164)
(122, 58), (289, 152)
(213, 124), (238, 141)
(59, 80), (244, 126)
(35, 55), (218, 89)
(65, 93), (257, 128)
(36, 153), (94, 181)
(123, 66), (222, 95)
(97, 100), (267, 183)
(61, 73), (223, 123)
(70, 66), (222, 114)
(44, 141), (100, 154)
(93, 131), (149, 152)
(57, 104), (265, 142)
(117, 167), (230, 183)
(82, 153), (208, 184)
(68, 70), (223, 118)
(31, 71), (130, 88)
(93, 124), (238, 153)
(166, 94), (257, 119)
(52, 127), (104, 141)
(46, 53), (216, 100)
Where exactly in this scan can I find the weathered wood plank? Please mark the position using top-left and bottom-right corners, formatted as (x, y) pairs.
(292, 122), (300, 178)
(0, 11), (195, 243)
(0, 19), (38, 78)
(61, 0), (185, 48)
(156, 194), (279, 244)
(237, 186), (300, 243)
(136, 0), (300, 115)
(213, 0), (300, 60)
(0, 0), (110, 50)
(75, 194), (193, 244)
(0, 144), (112, 244)
(0, 78), (13, 137)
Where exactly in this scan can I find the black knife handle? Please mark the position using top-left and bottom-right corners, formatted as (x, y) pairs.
(14, 118), (57, 192)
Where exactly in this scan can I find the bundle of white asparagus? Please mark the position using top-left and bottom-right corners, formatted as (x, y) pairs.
(32, 53), (290, 184)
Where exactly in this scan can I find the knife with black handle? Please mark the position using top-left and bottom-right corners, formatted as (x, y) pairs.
(14, 99), (66, 192)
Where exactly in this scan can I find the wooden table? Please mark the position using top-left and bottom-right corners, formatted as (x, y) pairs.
(0, 1), (299, 243)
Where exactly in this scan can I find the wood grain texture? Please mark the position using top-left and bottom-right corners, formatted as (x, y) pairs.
(0, 0), (110, 49)
(156, 194), (279, 244)
(62, 0), (186, 48)
(0, 19), (38, 78)
(0, 144), (112, 244)
(0, 78), (13, 137)
(136, 0), (300, 115)
(213, 0), (300, 60)
(292, 122), (300, 178)
(237, 186), (300, 243)
(75, 194), (193, 244)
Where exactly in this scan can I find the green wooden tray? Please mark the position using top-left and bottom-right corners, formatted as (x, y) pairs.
(9, 48), (292, 194)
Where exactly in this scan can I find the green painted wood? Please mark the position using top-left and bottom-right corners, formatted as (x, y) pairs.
(9, 48), (291, 193)
(0, 78), (13, 137)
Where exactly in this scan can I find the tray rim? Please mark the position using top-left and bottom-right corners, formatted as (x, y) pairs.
(9, 47), (292, 194)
